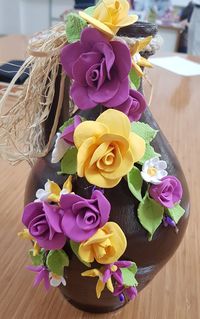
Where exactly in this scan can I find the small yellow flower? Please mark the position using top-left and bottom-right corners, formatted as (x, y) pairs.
(79, 0), (138, 38)
(74, 109), (145, 188)
(130, 36), (153, 77)
(81, 268), (114, 298)
(78, 222), (127, 264)
(35, 176), (73, 203)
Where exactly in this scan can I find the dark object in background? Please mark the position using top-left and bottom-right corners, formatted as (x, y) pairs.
(178, 1), (194, 53)
(74, 0), (95, 9)
(0, 60), (29, 85)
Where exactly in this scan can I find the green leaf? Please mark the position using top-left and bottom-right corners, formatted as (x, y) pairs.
(66, 13), (87, 43)
(129, 68), (141, 90)
(29, 249), (45, 266)
(59, 118), (74, 133)
(131, 122), (158, 144)
(121, 268), (138, 287)
(167, 204), (185, 224)
(84, 6), (96, 16)
(138, 192), (164, 240)
(127, 166), (143, 201)
(70, 240), (91, 268)
(139, 144), (161, 165)
(61, 147), (77, 174)
(46, 250), (69, 276)
(128, 262), (138, 277)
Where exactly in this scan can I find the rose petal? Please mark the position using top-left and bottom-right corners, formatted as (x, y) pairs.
(111, 41), (131, 81)
(104, 76), (129, 107)
(61, 41), (83, 78)
(70, 82), (97, 110)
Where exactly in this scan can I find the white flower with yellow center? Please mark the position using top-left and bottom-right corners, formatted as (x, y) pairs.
(49, 273), (66, 287)
(141, 157), (168, 185)
(35, 176), (72, 203)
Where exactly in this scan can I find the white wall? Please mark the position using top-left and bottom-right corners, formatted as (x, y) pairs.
(0, 0), (21, 34)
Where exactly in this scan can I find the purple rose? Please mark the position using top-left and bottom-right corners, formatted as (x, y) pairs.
(61, 190), (110, 242)
(113, 89), (147, 121)
(149, 176), (183, 208)
(61, 27), (131, 110)
(22, 202), (67, 250)
(61, 115), (81, 145)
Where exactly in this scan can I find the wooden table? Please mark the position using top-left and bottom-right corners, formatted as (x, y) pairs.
(0, 36), (199, 319)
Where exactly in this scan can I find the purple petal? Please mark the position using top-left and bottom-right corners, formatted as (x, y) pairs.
(43, 202), (62, 233)
(61, 42), (83, 78)
(104, 76), (129, 107)
(111, 40), (131, 81)
(73, 52), (102, 85)
(126, 287), (138, 300)
(60, 193), (84, 210)
(61, 125), (75, 145)
(113, 284), (124, 296)
(92, 190), (110, 226)
(93, 42), (115, 79)
(26, 265), (44, 273)
(70, 82), (96, 109)
(80, 27), (107, 51)
(37, 233), (66, 250)
(22, 202), (43, 228)
(113, 270), (123, 285)
(115, 261), (133, 268)
(102, 268), (112, 283)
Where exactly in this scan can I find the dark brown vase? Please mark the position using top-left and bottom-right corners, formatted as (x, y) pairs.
(24, 22), (190, 313)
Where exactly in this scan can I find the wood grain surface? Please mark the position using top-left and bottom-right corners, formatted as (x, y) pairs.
(0, 36), (199, 319)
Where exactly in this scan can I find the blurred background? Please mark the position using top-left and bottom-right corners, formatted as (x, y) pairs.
(0, 0), (199, 55)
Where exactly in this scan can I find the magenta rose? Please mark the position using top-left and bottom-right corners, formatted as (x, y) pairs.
(113, 89), (147, 121)
(149, 176), (183, 208)
(61, 115), (81, 145)
(61, 27), (131, 110)
(61, 190), (110, 242)
(22, 202), (67, 250)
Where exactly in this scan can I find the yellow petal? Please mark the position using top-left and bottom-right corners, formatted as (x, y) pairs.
(82, 229), (112, 246)
(81, 269), (101, 278)
(129, 132), (146, 163)
(106, 278), (114, 293)
(79, 11), (114, 38)
(63, 175), (73, 193)
(33, 241), (40, 256)
(18, 229), (33, 240)
(96, 279), (105, 299)
(97, 109), (131, 139)
(85, 163), (121, 188)
(89, 142), (110, 167)
(132, 61), (144, 77)
(48, 193), (60, 203)
(78, 244), (95, 263)
(49, 181), (61, 197)
(137, 36), (152, 52)
(138, 56), (153, 68)
(77, 137), (97, 177)
(114, 15), (138, 27)
(74, 121), (108, 149)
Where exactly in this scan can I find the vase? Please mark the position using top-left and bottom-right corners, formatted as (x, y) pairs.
(24, 22), (190, 313)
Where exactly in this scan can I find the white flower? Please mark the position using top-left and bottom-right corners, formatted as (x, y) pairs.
(49, 273), (66, 287)
(35, 180), (52, 202)
(141, 157), (168, 185)
(51, 133), (69, 163)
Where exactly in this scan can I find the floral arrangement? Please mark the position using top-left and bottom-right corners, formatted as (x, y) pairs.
(18, 0), (185, 303)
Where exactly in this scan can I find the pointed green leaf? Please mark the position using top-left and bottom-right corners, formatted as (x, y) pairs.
(168, 204), (185, 224)
(46, 250), (69, 276)
(138, 192), (164, 240)
(66, 13), (87, 43)
(139, 143), (161, 165)
(121, 268), (138, 287)
(128, 262), (138, 277)
(70, 240), (91, 268)
(127, 166), (143, 201)
(61, 147), (77, 174)
(29, 249), (45, 266)
(129, 68), (141, 90)
(131, 122), (158, 144)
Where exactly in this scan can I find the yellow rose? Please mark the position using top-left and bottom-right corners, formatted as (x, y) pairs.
(78, 222), (127, 264)
(79, 0), (138, 38)
(74, 109), (145, 188)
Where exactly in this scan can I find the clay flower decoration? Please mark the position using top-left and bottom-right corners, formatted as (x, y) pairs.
(61, 190), (111, 241)
(18, 228), (40, 256)
(49, 273), (66, 287)
(79, 0), (138, 38)
(35, 176), (72, 203)
(141, 157), (168, 185)
(52, 115), (81, 163)
(61, 27), (132, 110)
(114, 88), (147, 121)
(22, 201), (67, 250)
(81, 268), (114, 298)
(130, 36), (153, 77)
(149, 176), (183, 208)
(74, 109), (145, 188)
(114, 284), (137, 301)
(27, 266), (50, 291)
(78, 222), (127, 264)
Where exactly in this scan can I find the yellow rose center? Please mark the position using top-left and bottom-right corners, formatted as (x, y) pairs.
(147, 167), (157, 177)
